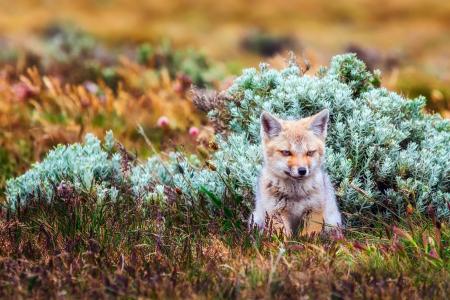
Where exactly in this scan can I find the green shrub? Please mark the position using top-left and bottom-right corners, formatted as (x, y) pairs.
(197, 54), (449, 222)
(6, 133), (124, 207)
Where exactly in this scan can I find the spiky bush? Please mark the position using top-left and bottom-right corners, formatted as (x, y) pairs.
(5, 131), (172, 208)
(6, 54), (450, 223)
(6, 132), (125, 206)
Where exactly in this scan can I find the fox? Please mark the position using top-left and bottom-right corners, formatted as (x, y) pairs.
(250, 109), (342, 237)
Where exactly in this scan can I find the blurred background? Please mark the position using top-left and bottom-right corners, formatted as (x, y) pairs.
(1, 0), (449, 102)
(0, 0), (449, 196)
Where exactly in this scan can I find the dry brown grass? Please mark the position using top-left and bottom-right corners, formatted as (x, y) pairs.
(0, 194), (448, 299)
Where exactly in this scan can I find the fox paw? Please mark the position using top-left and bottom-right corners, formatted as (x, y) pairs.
(324, 226), (344, 240)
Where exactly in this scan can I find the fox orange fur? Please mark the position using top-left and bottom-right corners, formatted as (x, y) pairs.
(250, 109), (342, 237)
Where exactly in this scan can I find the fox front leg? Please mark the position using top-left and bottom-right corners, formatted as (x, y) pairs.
(267, 213), (293, 238)
(249, 210), (292, 237)
(249, 210), (264, 231)
(323, 197), (342, 231)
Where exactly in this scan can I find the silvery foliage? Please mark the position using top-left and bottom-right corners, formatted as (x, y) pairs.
(6, 132), (124, 206)
(204, 54), (449, 220)
(6, 129), (172, 208)
(130, 134), (261, 208)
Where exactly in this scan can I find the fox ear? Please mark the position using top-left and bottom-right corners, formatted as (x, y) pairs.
(309, 109), (329, 138)
(261, 112), (282, 138)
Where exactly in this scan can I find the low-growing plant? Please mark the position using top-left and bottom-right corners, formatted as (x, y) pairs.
(6, 133), (124, 207)
(188, 54), (449, 223)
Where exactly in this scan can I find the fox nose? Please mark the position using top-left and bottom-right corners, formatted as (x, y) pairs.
(297, 167), (307, 176)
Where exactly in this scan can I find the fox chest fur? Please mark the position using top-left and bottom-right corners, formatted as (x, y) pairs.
(258, 168), (326, 218)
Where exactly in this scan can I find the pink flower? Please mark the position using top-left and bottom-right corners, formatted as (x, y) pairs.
(156, 116), (170, 128)
(429, 248), (439, 259)
(189, 126), (199, 137)
(12, 82), (34, 101)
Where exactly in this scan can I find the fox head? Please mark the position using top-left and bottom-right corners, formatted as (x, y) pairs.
(260, 109), (329, 180)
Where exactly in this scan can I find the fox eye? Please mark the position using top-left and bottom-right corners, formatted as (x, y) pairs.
(280, 150), (292, 156)
(306, 150), (316, 157)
